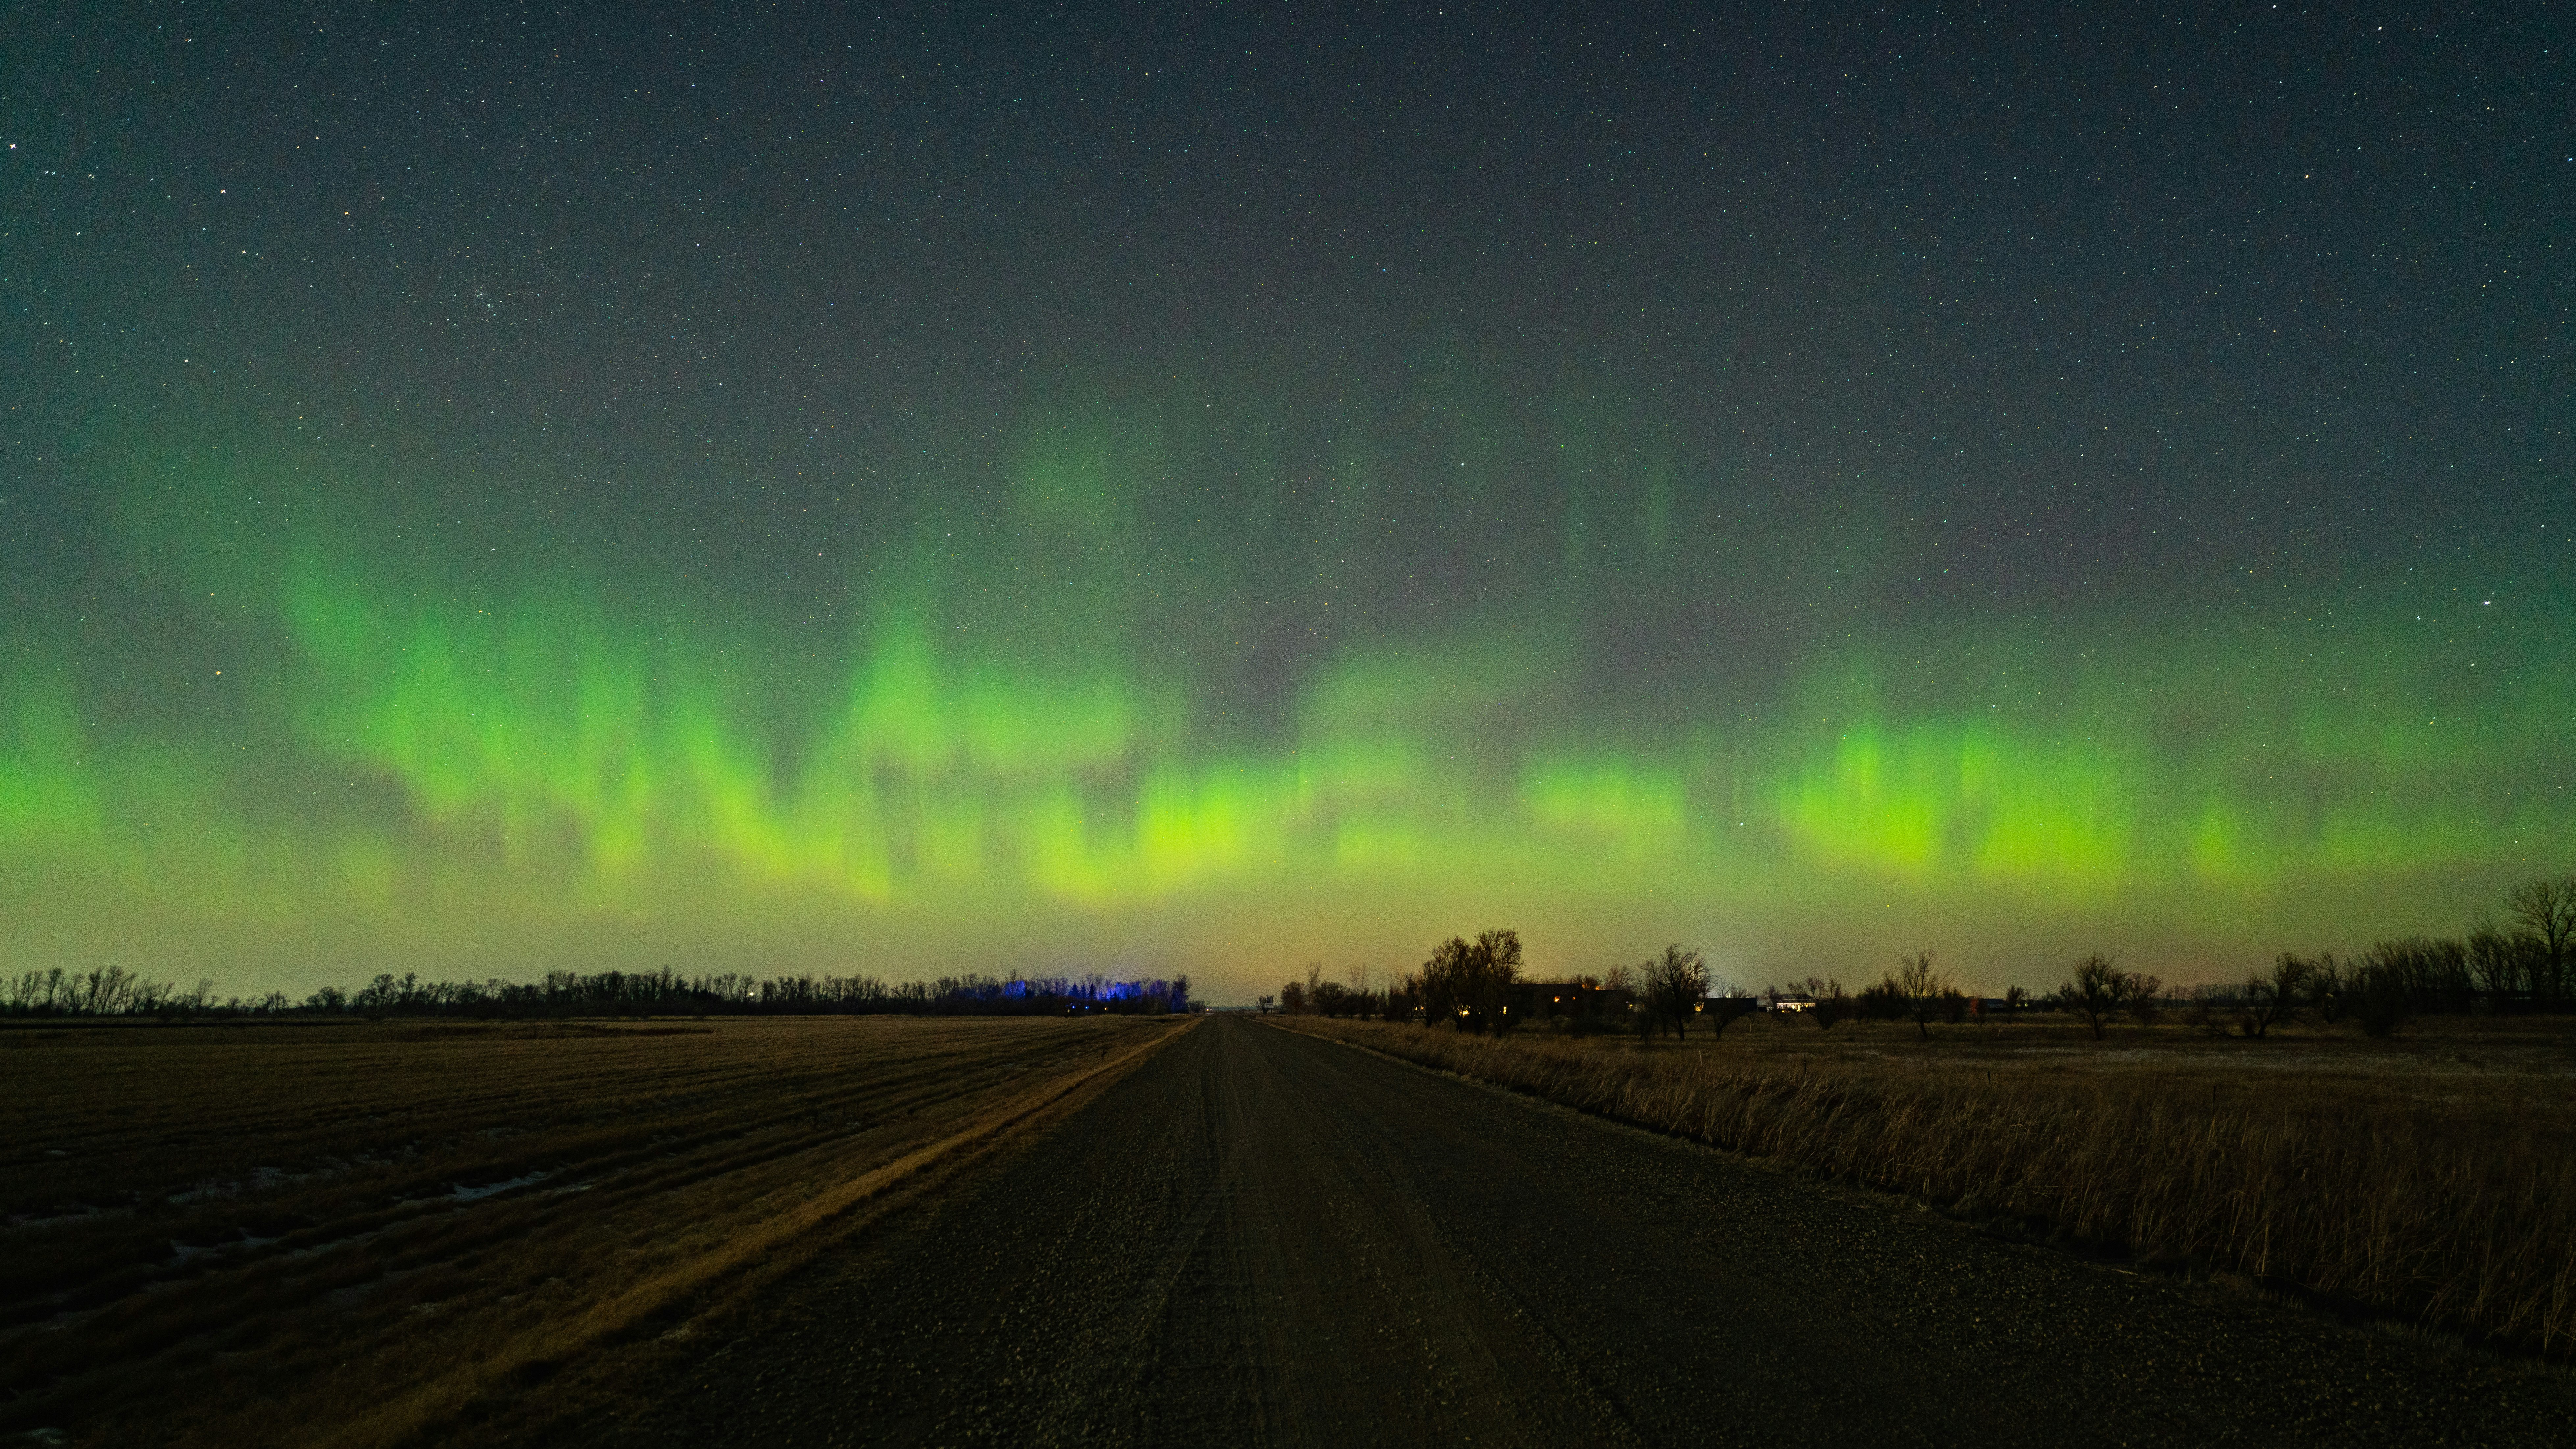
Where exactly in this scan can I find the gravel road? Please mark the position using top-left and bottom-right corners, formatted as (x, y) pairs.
(592, 1014), (2576, 1447)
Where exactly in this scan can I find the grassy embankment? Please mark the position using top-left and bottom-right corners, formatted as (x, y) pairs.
(1, 1014), (1190, 1448)
(1276, 1012), (2576, 1357)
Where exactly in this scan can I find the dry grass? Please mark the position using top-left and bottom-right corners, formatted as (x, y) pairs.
(1276, 1012), (2576, 1356)
(0, 1014), (1191, 1447)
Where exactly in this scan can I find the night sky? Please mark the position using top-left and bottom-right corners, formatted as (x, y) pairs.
(4, 1), (2567, 1001)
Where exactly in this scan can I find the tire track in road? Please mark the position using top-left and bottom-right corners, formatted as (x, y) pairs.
(591, 1016), (2576, 1448)
(1150, 1007), (1622, 1448)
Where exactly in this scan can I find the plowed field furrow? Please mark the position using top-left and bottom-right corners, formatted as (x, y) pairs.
(0, 1015), (1188, 1447)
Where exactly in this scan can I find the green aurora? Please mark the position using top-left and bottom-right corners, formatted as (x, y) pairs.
(4, 387), (2566, 1002)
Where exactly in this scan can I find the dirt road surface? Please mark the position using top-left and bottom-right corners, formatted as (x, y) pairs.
(589, 1015), (2576, 1447)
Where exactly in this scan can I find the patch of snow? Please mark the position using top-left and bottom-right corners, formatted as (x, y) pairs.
(449, 1171), (547, 1202)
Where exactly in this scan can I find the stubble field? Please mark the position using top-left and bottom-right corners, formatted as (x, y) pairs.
(1276, 1011), (2576, 1357)
(0, 1014), (1188, 1448)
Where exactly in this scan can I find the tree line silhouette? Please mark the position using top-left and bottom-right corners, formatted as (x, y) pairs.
(0, 965), (1196, 1020)
(2040, 875), (2576, 1040)
(1759, 879), (2576, 1039)
(1275, 930), (1753, 1041)
(1272, 875), (2576, 1043)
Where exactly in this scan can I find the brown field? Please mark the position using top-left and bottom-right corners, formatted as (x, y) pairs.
(1276, 1011), (2576, 1357)
(0, 1014), (1191, 1448)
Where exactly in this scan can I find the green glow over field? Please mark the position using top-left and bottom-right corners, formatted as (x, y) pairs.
(4, 413), (2566, 996)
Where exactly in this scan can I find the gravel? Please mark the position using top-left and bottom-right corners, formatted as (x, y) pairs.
(593, 1015), (2576, 1447)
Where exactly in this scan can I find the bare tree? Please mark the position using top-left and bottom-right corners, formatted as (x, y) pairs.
(1638, 944), (1710, 1042)
(1387, 970), (1423, 1023)
(1422, 938), (1469, 1027)
(1892, 950), (1951, 1040)
(2241, 953), (2314, 1038)
(1799, 975), (1852, 1029)
(2057, 954), (2125, 1041)
(1468, 928), (1525, 1032)
(2508, 876), (2576, 1007)
(2307, 954), (2351, 1023)
(2123, 972), (2163, 1025)
(1419, 929), (1523, 1032)
(2467, 913), (2527, 1009)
